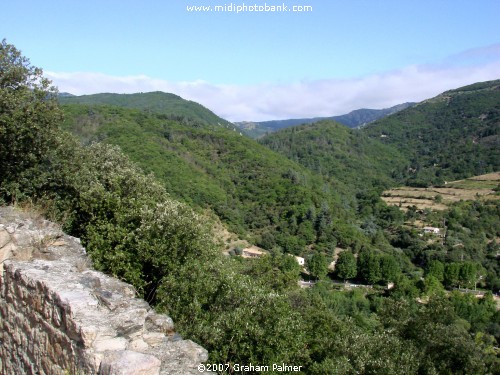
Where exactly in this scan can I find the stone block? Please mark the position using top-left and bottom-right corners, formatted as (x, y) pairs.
(115, 308), (148, 338)
(129, 338), (149, 352)
(174, 339), (210, 363)
(142, 332), (166, 347)
(0, 228), (11, 248)
(52, 305), (63, 327)
(78, 324), (100, 348)
(93, 337), (128, 352)
(145, 313), (174, 334)
(0, 242), (14, 265)
(99, 350), (161, 375)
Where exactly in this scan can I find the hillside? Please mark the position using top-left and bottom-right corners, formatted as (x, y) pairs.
(60, 103), (366, 254)
(235, 102), (414, 138)
(362, 80), (500, 186)
(259, 120), (405, 192)
(59, 91), (237, 130)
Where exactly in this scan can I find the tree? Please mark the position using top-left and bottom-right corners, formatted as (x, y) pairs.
(458, 262), (478, 289)
(420, 275), (445, 296)
(380, 255), (400, 283)
(0, 39), (62, 198)
(426, 259), (445, 282)
(157, 259), (309, 368)
(444, 262), (461, 288)
(306, 252), (329, 280)
(242, 252), (301, 292)
(358, 249), (381, 284)
(335, 251), (357, 282)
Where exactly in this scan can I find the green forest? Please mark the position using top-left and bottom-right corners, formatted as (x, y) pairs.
(362, 80), (500, 186)
(1, 40), (499, 374)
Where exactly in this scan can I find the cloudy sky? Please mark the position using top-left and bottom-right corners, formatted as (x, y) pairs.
(3, 0), (500, 121)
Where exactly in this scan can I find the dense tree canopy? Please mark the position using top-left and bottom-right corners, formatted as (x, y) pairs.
(335, 251), (357, 281)
(363, 80), (500, 186)
(0, 39), (62, 197)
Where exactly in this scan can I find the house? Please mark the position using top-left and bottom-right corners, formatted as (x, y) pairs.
(423, 226), (441, 235)
(241, 247), (265, 258)
(298, 280), (315, 288)
(292, 255), (305, 267)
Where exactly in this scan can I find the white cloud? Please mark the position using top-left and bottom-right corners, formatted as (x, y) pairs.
(46, 45), (500, 122)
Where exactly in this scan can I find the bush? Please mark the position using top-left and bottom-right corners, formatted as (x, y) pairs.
(0, 39), (62, 200)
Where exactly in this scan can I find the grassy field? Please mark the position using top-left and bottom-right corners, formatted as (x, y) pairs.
(382, 172), (499, 211)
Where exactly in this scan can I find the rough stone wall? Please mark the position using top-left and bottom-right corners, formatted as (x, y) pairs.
(0, 206), (209, 375)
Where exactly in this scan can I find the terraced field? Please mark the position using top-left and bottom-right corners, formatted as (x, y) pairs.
(382, 172), (499, 211)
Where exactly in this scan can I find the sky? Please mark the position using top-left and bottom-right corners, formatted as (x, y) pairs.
(2, 0), (500, 121)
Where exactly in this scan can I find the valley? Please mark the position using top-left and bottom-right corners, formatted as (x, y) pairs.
(1, 39), (499, 374)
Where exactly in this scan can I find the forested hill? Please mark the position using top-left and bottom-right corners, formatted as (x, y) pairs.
(60, 103), (366, 254)
(259, 120), (405, 192)
(235, 102), (414, 138)
(59, 91), (237, 130)
(362, 79), (500, 186)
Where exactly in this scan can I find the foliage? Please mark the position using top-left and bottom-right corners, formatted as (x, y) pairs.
(240, 251), (302, 292)
(2, 41), (499, 374)
(335, 251), (357, 281)
(419, 275), (445, 296)
(358, 249), (381, 284)
(378, 296), (497, 374)
(59, 91), (235, 130)
(363, 80), (500, 185)
(60, 103), (362, 255)
(66, 146), (219, 299)
(380, 254), (400, 283)
(259, 120), (405, 193)
(426, 260), (445, 281)
(306, 252), (329, 280)
(0, 39), (63, 198)
(450, 291), (498, 335)
(157, 259), (309, 369)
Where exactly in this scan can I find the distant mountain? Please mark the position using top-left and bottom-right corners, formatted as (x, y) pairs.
(235, 103), (415, 138)
(362, 79), (500, 186)
(337, 103), (415, 128)
(58, 92), (76, 97)
(59, 91), (237, 131)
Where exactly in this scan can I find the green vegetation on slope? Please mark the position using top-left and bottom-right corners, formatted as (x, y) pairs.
(362, 80), (500, 186)
(259, 120), (405, 192)
(60, 103), (369, 255)
(59, 91), (236, 130)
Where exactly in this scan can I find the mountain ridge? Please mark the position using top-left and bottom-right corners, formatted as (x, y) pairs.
(59, 91), (238, 131)
(235, 102), (415, 138)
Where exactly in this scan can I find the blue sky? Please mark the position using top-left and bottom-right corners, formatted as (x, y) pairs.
(3, 0), (500, 121)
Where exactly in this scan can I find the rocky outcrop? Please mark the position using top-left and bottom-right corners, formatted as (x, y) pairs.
(0, 206), (209, 375)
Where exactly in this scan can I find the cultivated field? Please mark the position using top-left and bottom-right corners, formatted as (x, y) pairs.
(382, 172), (499, 211)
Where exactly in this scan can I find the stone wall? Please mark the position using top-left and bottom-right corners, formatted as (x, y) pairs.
(0, 206), (209, 375)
